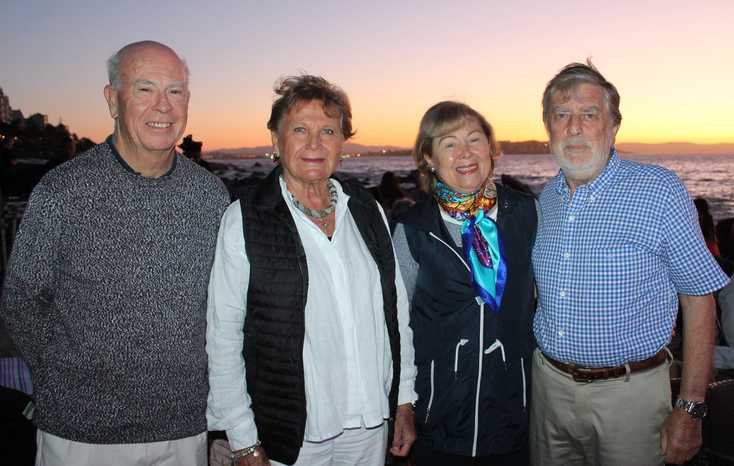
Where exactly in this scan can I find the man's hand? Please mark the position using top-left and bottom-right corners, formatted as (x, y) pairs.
(661, 408), (702, 465)
(663, 293), (716, 464)
(390, 403), (416, 457)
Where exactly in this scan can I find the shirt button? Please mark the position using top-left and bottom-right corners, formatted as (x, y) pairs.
(558, 330), (565, 337)
(563, 252), (571, 259)
(568, 215), (576, 222)
(559, 290), (567, 298)
(589, 195), (596, 202)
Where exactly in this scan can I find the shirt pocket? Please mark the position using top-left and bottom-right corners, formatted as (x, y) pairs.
(583, 241), (656, 299)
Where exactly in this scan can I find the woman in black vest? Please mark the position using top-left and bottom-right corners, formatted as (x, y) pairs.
(392, 101), (537, 466)
(207, 75), (418, 466)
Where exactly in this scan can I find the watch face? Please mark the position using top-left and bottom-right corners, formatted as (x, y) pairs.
(677, 399), (707, 419)
(691, 404), (707, 418)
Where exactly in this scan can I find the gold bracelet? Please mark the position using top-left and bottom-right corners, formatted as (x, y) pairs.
(229, 441), (261, 465)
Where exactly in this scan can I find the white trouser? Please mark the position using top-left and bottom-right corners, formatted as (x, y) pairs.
(272, 423), (387, 466)
(35, 430), (207, 466)
(210, 423), (388, 466)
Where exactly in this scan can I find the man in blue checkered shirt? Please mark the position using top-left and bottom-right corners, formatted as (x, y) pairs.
(529, 62), (729, 466)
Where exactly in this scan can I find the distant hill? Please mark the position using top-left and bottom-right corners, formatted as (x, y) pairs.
(499, 140), (548, 154)
(615, 142), (734, 155)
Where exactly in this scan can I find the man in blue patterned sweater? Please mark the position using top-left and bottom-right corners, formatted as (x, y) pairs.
(0, 41), (230, 465)
(530, 62), (729, 466)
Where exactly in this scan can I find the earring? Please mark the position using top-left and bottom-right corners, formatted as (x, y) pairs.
(429, 165), (436, 173)
(270, 151), (280, 162)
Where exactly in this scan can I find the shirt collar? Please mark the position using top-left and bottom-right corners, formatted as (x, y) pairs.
(553, 147), (621, 197)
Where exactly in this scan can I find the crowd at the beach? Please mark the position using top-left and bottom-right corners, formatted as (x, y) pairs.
(1, 40), (732, 466)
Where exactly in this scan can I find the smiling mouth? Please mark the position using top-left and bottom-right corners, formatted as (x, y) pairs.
(456, 163), (478, 174)
(565, 144), (590, 151)
(146, 122), (173, 129)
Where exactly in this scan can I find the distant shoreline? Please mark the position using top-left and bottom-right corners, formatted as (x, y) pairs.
(204, 141), (734, 159)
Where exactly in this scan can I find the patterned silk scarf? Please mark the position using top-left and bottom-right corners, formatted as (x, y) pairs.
(434, 178), (507, 312)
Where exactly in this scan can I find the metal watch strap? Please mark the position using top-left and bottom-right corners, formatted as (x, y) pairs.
(230, 441), (261, 465)
(674, 398), (707, 419)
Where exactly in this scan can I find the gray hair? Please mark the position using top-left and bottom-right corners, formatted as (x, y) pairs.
(541, 60), (621, 132)
(106, 41), (189, 89)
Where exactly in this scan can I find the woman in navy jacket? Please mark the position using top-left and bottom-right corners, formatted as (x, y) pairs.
(392, 101), (537, 466)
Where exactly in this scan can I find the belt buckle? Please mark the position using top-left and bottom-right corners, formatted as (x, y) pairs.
(571, 367), (595, 383)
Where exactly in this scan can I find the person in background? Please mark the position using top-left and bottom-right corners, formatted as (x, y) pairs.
(717, 217), (734, 264)
(374, 171), (414, 220)
(0, 40), (230, 466)
(206, 75), (417, 466)
(0, 318), (34, 465)
(714, 277), (734, 369)
(693, 198), (734, 275)
(392, 101), (537, 466)
(531, 61), (729, 466)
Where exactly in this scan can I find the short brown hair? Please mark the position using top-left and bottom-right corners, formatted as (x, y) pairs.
(267, 75), (355, 139)
(413, 101), (499, 192)
(542, 60), (622, 132)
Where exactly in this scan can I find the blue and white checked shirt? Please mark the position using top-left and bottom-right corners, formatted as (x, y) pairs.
(533, 150), (729, 367)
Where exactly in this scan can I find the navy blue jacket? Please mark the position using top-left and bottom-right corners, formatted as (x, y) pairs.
(395, 185), (537, 457)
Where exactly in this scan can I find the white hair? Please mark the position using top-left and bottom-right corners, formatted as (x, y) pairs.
(106, 41), (189, 89)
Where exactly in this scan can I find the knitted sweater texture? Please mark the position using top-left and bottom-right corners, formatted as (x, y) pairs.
(0, 141), (230, 443)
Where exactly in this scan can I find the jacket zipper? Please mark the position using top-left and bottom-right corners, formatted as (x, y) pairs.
(428, 231), (484, 456)
(472, 301), (485, 456)
(425, 360), (435, 423)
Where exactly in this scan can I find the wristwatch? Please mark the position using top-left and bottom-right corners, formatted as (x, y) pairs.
(674, 398), (708, 420)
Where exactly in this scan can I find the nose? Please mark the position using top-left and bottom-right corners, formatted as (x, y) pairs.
(567, 114), (581, 136)
(153, 91), (172, 113)
(306, 131), (321, 149)
(453, 140), (472, 159)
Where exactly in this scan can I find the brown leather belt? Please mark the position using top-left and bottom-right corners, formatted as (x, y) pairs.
(543, 349), (670, 383)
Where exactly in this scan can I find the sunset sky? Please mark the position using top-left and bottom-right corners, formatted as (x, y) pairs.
(2, 0), (733, 150)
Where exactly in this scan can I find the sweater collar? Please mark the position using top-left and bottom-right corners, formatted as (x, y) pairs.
(106, 135), (178, 178)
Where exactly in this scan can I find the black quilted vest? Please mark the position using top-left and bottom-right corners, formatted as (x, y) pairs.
(239, 166), (401, 465)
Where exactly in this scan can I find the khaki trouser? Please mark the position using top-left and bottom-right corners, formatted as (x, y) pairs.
(36, 430), (206, 466)
(530, 349), (671, 466)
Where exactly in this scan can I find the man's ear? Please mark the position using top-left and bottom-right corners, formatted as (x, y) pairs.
(610, 123), (620, 145)
(104, 85), (118, 119)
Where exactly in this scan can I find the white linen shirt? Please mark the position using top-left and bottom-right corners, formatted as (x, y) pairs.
(206, 177), (417, 450)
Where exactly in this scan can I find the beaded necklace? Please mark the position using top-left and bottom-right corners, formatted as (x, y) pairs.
(290, 180), (338, 231)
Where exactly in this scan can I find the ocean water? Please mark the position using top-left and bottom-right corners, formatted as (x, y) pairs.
(211, 153), (734, 221)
